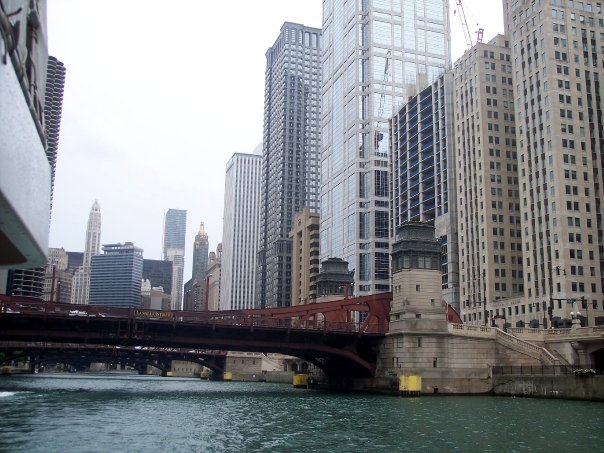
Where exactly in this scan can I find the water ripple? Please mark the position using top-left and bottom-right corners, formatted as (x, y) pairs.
(0, 375), (602, 452)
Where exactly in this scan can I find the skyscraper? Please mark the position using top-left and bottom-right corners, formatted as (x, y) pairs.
(390, 72), (459, 312)
(256, 22), (323, 308)
(189, 222), (209, 310)
(221, 151), (262, 311)
(71, 200), (101, 305)
(163, 209), (186, 310)
(502, 0), (604, 326)
(44, 55), (66, 214)
(89, 242), (143, 308)
(452, 36), (523, 324)
(320, 0), (451, 295)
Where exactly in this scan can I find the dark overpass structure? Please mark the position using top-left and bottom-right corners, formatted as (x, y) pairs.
(0, 294), (392, 377)
(0, 342), (227, 375)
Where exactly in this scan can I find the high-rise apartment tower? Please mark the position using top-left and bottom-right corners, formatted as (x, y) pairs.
(256, 22), (323, 308)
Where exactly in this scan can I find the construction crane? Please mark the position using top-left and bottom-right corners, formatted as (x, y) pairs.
(454, 0), (484, 50)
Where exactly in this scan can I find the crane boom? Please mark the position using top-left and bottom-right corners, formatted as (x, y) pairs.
(455, 0), (473, 49)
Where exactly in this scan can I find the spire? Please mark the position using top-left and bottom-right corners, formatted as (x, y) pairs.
(198, 222), (207, 238)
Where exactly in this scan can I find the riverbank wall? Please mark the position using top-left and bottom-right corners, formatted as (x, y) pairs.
(493, 375), (604, 401)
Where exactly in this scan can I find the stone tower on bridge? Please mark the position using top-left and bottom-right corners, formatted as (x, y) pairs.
(389, 222), (447, 333)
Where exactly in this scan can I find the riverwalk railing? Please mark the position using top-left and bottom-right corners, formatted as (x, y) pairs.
(507, 326), (604, 341)
(493, 364), (582, 376)
(494, 329), (558, 365)
(448, 324), (558, 365)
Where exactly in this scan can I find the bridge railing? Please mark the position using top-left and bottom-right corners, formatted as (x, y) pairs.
(0, 297), (386, 335)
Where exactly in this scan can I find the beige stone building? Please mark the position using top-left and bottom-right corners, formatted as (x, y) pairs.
(453, 35), (525, 325)
(503, 0), (604, 326)
(289, 208), (320, 305)
(206, 244), (222, 311)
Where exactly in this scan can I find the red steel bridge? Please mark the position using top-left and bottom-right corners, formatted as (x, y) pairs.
(0, 294), (392, 377)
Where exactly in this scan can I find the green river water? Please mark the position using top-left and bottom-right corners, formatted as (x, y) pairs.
(0, 374), (602, 452)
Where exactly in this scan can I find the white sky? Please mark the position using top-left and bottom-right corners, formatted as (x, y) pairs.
(47, 0), (503, 278)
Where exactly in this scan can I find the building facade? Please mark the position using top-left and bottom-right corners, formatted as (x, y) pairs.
(42, 247), (72, 304)
(452, 35), (524, 325)
(190, 222), (209, 310)
(71, 200), (102, 305)
(289, 208), (320, 305)
(390, 72), (459, 312)
(502, 0), (604, 327)
(0, 0), (51, 270)
(206, 244), (222, 311)
(44, 55), (66, 214)
(320, 0), (451, 296)
(142, 259), (173, 296)
(256, 22), (323, 308)
(221, 152), (262, 311)
(163, 209), (186, 310)
(89, 242), (143, 308)
(2, 51), (66, 297)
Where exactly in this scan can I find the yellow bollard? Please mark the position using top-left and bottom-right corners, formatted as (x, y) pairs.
(293, 373), (309, 388)
(399, 374), (421, 397)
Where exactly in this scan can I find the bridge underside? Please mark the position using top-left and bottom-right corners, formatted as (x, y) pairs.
(0, 316), (384, 378)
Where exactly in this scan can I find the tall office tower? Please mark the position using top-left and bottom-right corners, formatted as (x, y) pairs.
(44, 55), (66, 213)
(89, 242), (144, 308)
(163, 209), (186, 310)
(256, 23), (323, 309)
(320, 0), (451, 295)
(453, 35), (524, 325)
(390, 73), (459, 312)
(503, 0), (604, 326)
(289, 208), (320, 305)
(191, 222), (209, 310)
(207, 244), (222, 311)
(221, 151), (262, 311)
(71, 200), (101, 305)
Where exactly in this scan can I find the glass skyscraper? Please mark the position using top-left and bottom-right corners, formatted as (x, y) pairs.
(256, 22), (323, 308)
(89, 242), (143, 308)
(163, 208), (186, 310)
(320, 0), (451, 295)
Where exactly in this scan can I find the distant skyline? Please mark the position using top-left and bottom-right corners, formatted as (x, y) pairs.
(46, 1), (503, 278)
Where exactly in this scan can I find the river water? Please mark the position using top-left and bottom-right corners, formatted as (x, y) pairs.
(0, 374), (602, 452)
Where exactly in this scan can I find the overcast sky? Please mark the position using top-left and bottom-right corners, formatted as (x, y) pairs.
(47, 0), (503, 278)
